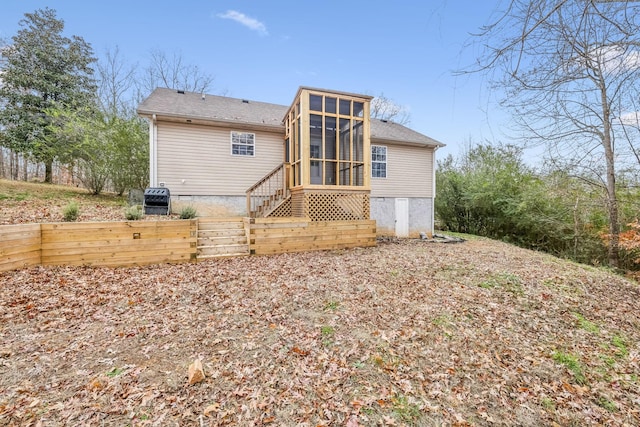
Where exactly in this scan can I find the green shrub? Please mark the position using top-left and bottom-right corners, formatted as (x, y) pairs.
(179, 206), (197, 219)
(62, 201), (80, 221)
(125, 205), (144, 220)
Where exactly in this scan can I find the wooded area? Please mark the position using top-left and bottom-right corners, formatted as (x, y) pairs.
(435, 144), (640, 271)
(0, 8), (163, 192)
(441, 0), (640, 269)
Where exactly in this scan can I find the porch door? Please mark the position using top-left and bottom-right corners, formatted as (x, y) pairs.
(395, 198), (409, 237)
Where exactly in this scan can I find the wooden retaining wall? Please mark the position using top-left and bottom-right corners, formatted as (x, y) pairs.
(249, 218), (377, 255)
(40, 220), (197, 267)
(0, 224), (41, 272)
(0, 218), (376, 272)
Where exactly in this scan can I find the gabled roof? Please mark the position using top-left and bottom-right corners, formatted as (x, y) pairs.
(370, 118), (444, 147)
(137, 87), (445, 147)
(137, 87), (288, 131)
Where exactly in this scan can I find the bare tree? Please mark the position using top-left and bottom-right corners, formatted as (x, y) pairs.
(472, 0), (640, 268)
(139, 49), (214, 97)
(370, 93), (411, 125)
(97, 46), (137, 117)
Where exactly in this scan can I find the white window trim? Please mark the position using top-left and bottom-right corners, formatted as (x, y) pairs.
(371, 145), (387, 178)
(230, 131), (256, 157)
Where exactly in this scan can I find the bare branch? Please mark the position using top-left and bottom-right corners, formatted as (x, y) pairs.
(96, 46), (137, 117)
(369, 93), (411, 125)
(139, 48), (215, 97)
(470, 0), (640, 267)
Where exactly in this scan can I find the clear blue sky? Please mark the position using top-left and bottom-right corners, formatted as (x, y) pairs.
(0, 1), (509, 160)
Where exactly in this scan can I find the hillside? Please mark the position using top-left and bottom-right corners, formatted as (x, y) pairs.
(0, 179), (128, 224)
(1, 205), (639, 425)
(1, 180), (639, 425)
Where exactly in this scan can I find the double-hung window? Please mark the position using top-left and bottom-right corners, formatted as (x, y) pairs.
(371, 145), (387, 178)
(231, 131), (255, 156)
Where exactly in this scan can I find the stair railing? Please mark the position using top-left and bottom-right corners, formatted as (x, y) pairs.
(246, 163), (290, 217)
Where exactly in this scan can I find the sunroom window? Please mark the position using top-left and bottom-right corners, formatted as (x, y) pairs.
(306, 94), (365, 186)
(285, 88), (371, 189)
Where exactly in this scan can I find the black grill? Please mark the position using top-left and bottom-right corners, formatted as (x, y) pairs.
(144, 187), (171, 215)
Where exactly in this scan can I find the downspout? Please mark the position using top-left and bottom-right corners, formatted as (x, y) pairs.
(150, 114), (157, 187)
(431, 146), (439, 235)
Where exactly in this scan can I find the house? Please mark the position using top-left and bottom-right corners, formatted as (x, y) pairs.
(137, 87), (444, 237)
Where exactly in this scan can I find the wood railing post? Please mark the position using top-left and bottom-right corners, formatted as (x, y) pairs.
(282, 164), (287, 197)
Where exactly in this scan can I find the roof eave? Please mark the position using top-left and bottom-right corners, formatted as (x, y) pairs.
(371, 136), (445, 148)
(137, 110), (285, 133)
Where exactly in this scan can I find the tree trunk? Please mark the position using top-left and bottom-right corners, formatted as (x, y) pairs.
(45, 160), (53, 183)
(605, 170), (620, 268)
(573, 196), (579, 261)
(601, 92), (619, 268)
(22, 155), (28, 181)
(11, 151), (19, 180)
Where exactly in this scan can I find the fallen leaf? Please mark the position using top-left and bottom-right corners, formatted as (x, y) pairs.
(203, 403), (220, 416)
(291, 346), (309, 356)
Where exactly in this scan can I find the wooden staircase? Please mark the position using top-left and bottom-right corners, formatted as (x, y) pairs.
(197, 218), (249, 259)
(246, 163), (290, 218)
(254, 188), (289, 216)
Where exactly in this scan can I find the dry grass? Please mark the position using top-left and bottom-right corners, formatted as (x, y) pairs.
(0, 179), (128, 224)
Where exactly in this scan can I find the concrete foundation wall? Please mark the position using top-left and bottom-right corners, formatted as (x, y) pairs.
(370, 197), (434, 238)
(171, 195), (247, 217)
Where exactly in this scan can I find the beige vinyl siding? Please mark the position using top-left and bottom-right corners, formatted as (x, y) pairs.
(157, 122), (283, 196)
(370, 143), (434, 198)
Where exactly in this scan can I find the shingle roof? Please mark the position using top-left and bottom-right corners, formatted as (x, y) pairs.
(137, 87), (445, 147)
(137, 88), (288, 129)
(370, 118), (444, 147)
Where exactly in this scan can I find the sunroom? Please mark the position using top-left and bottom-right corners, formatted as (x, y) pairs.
(247, 87), (373, 221)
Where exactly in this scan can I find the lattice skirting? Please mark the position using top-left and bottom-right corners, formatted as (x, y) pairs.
(288, 191), (370, 221)
(267, 197), (292, 217)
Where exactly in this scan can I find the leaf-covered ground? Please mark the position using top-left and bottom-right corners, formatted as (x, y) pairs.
(0, 179), (166, 224)
(1, 237), (639, 426)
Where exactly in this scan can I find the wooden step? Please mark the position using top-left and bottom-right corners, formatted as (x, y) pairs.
(196, 218), (249, 259)
(197, 243), (250, 258)
(197, 253), (250, 260)
(198, 221), (245, 231)
(198, 235), (247, 246)
(198, 228), (245, 238)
